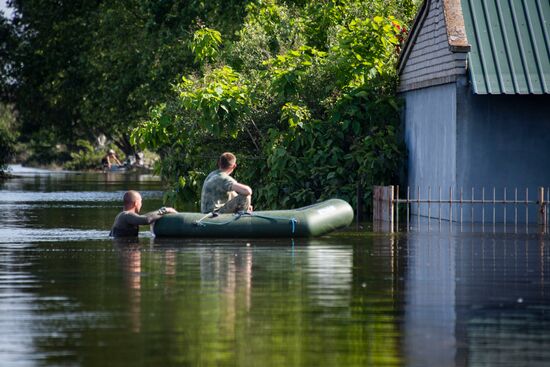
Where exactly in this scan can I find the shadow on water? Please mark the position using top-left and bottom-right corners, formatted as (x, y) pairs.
(1, 168), (550, 366)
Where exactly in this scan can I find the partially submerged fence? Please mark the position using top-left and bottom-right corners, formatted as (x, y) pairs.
(373, 185), (550, 233)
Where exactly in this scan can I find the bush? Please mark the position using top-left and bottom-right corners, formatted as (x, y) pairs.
(132, 0), (416, 215)
(0, 104), (17, 172)
(64, 139), (123, 171)
(24, 130), (71, 168)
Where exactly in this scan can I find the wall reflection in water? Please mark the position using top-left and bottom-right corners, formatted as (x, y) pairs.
(402, 232), (550, 367)
(12, 225), (549, 366)
(403, 233), (456, 367)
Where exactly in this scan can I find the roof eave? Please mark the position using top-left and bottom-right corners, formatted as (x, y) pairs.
(443, 0), (470, 51)
(449, 44), (471, 53)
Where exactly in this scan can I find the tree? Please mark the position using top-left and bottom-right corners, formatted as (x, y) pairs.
(7, 0), (248, 158)
(0, 104), (17, 173)
(133, 0), (417, 213)
(0, 12), (16, 102)
(7, 0), (99, 165)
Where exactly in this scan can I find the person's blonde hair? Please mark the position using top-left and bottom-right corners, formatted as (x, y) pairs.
(218, 152), (236, 170)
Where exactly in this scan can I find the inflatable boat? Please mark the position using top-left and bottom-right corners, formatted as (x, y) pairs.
(153, 199), (354, 238)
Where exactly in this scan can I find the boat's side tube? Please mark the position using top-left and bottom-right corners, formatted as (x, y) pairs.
(153, 199), (354, 238)
(296, 199), (354, 236)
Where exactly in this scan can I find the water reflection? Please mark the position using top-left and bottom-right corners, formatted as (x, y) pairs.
(113, 239), (143, 333)
(0, 169), (164, 240)
(403, 232), (550, 367)
(306, 246), (352, 309)
(2, 168), (550, 366)
(143, 238), (401, 366)
(456, 235), (550, 366)
(0, 228), (109, 242)
(404, 233), (456, 367)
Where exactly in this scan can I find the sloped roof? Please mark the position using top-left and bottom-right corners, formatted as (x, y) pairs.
(398, 0), (470, 76)
(398, 0), (550, 95)
(461, 0), (550, 94)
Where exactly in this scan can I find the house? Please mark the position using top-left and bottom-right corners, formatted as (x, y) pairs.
(398, 0), (550, 221)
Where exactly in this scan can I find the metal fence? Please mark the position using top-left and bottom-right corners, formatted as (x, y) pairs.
(373, 185), (550, 233)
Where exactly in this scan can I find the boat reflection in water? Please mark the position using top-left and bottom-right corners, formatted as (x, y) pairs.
(149, 236), (401, 366)
(2, 166), (550, 366)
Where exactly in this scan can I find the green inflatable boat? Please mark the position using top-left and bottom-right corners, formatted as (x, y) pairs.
(153, 199), (354, 238)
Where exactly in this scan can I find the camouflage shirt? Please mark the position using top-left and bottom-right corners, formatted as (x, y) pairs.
(200, 169), (237, 213)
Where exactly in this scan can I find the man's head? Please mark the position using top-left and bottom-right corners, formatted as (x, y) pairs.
(218, 152), (237, 172)
(123, 190), (142, 212)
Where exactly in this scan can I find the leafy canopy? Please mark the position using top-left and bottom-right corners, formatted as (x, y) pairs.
(133, 0), (416, 213)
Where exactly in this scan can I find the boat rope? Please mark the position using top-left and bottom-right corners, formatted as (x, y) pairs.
(194, 211), (298, 234)
(194, 211), (249, 227)
(193, 212), (219, 226)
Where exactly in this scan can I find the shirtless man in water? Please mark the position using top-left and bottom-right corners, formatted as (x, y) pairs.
(110, 190), (177, 237)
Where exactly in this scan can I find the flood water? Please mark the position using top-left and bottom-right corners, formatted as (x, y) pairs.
(1, 166), (549, 367)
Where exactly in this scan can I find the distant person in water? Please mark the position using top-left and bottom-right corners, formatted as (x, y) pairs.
(102, 149), (122, 170)
(110, 190), (177, 237)
(200, 152), (253, 214)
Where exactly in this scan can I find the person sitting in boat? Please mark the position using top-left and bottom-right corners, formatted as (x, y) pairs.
(110, 190), (177, 237)
(134, 151), (145, 166)
(102, 149), (123, 170)
(200, 152), (253, 214)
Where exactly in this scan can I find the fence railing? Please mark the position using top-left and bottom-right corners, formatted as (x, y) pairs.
(373, 185), (549, 233)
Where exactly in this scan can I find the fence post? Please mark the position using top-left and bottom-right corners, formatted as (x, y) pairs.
(356, 182), (362, 229)
(389, 186), (395, 232)
(373, 185), (394, 232)
(539, 187), (546, 232)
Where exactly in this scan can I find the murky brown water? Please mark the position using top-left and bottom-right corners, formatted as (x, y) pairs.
(1, 165), (549, 366)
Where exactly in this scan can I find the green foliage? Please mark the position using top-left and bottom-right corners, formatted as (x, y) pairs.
(64, 140), (121, 171)
(191, 28), (223, 64)
(133, 0), (416, 215)
(332, 16), (401, 84)
(265, 46), (328, 100)
(25, 131), (71, 167)
(131, 103), (173, 151)
(244, 1), (306, 54)
(280, 103), (311, 129)
(0, 15), (17, 101)
(177, 66), (251, 138)
(6, 1), (100, 149)
(256, 97), (403, 211)
(0, 130), (15, 170)
(6, 0), (249, 162)
(0, 104), (17, 171)
(6, 0), (417, 214)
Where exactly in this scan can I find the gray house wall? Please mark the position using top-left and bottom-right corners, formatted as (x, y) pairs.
(403, 77), (550, 222)
(456, 84), (550, 189)
(403, 83), (456, 215)
(456, 80), (550, 222)
(399, 0), (549, 222)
